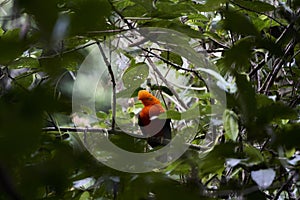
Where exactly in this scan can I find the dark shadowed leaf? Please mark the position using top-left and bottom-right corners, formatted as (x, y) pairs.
(222, 9), (259, 36)
(223, 37), (255, 71)
(161, 51), (183, 66)
(18, 0), (60, 40)
(150, 85), (173, 96)
(0, 29), (30, 65)
(67, 0), (112, 34)
(198, 143), (238, 176)
(274, 124), (300, 150)
(235, 74), (257, 125)
(257, 102), (297, 125)
(233, 0), (276, 12)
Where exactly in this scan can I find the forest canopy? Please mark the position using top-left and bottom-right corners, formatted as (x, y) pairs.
(1, 0), (300, 199)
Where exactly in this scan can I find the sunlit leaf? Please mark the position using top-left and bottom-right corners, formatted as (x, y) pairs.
(201, 0), (228, 11)
(251, 168), (275, 189)
(79, 191), (91, 200)
(243, 144), (264, 166)
(223, 109), (239, 141)
(96, 111), (108, 119)
(9, 57), (39, 69)
(159, 110), (181, 120)
(122, 62), (149, 89)
(226, 158), (243, 167)
(73, 177), (96, 190)
(288, 155), (300, 166)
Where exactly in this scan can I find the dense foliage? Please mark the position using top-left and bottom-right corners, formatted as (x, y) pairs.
(1, 0), (300, 199)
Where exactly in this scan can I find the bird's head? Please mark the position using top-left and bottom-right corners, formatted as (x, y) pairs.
(138, 90), (161, 106)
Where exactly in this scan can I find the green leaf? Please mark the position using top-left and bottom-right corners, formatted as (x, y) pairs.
(159, 110), (181, 120)
(222, 9), (259, 36)
(274, 124), (300, 150)
(131, 0), (153, 13)
(109, 134), (145, 153)
(122, 62), (149, 89)
(0, 29), (29, 65)
(198, 143), (238, 176)
(182, 103), (207, 120)
(252, 15), (280, 32)
(142, 19), (203, 39)
(150, 85), (173, 96)
(234, 0), (276, 12)
(235, 74), (257, 126)
(257, 102), (297, 125)
(243, 144), (264, 166)
(67, 0), (112, 34)
(223, 37), (255, 71)
(96, 111), (108, 119)
(9, 57), (39, 69)
(79, 191), (90, 200)
(161, 51), (183, 66)
(202, 0), (228, 11)
(223, 109), (239, 141)
(18, 0), (60, 39)
(154, 1), (198, 19)
(187, 13), (209, 21)
(39, 51), (84, 76)
(117, 87), (143, 98)
(61, 52), (85, 71)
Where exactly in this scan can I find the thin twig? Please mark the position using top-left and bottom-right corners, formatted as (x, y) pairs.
(249, 59), (266, 77)
(273, 172), (296, 200)
(42, 126), (207, 151)
(96, 42), (116, 130)
(145, 56), (188, 110)
(108, 0), (134, 29)
(259, 39), (295, 94)
(39, 41), (98, 59)
(87, 29), (129, 34)
(142, 48), (210, 92)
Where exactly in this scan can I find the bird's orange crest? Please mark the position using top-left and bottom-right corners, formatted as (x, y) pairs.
(138, 90), (161, 106)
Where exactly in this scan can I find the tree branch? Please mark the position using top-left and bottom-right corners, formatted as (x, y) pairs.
(96, 42), (116, 130)
(42, 126), (207, 151)
(273, 172), (296, 200)
(142, 48), (210, 92)
(145, 55), (188, 110)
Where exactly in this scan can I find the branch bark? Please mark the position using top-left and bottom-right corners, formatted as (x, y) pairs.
(42, 126), (207, 151)
(96, 42), (116, 130)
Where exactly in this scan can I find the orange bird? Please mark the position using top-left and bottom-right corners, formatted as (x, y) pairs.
(137, 90), (171, 147)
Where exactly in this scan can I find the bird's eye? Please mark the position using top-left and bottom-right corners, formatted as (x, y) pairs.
(147, 97), (152, 101)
